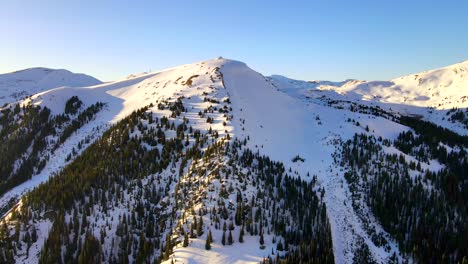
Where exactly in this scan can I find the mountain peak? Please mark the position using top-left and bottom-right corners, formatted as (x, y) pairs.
(197, 57), (247, 67)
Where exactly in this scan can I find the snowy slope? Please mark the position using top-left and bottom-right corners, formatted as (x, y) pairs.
(270, 60), (468, 110)
(336, 60), (468, 109)
(268, 74), (352, 100)
(222, 60), (407, 263)
(1, 58), (466, 264)
(0, 58), (233, 216)
(269, 61), (468, 135)
(0, 67), (102, 106)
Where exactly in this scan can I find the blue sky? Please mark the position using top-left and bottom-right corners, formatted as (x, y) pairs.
(2, 0), (468, 81)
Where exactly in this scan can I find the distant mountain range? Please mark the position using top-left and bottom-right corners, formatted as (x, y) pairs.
(0, 67), (102, 106)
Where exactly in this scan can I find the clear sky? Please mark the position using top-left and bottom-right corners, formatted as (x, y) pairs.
(2, 0), (468, 82)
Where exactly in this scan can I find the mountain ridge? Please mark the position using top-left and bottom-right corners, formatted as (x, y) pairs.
(268, 59), (468, 135)
(0, 67), (102, 106)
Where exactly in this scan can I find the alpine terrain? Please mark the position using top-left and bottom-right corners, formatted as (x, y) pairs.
(0, 57), (466, 264)
(0, 68), (102, 107)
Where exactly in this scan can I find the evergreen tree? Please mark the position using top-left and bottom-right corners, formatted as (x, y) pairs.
(205, 230), (212, 250)
(78, 232), (102, 264)
(228, 230), (233, 245)
(259, 228), (264, 246)
(190, 224), (196, 238)
(239, 225), (244, 243)
(197, 216), (204, 236)
(164, 233), (172, 261)
(183, 232), (189, 247)
(221, 230), (226, 246)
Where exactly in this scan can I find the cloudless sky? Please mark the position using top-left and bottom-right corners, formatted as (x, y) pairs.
(1, 0), (468, 82)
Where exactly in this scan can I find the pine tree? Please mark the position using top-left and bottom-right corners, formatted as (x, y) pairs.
(228, 230), (233, 245)
(205, 230), (212, 250)
(276, 240), (283, 251)
(183, 232), (189, 247)
(190, 224), (196, 238)
(235, 203), (243, 226)
(77, 232), (102, 264)
(197, 216), (204, 236)
(239, 225), (244, 243)
(164, 233), (172, 261)
(221, 230), (226, 245)
(259, 228), (264, 246)
(31, 227), (38, 242)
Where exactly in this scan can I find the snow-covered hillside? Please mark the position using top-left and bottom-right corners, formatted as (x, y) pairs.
(269, 61), (468, 135)
(336, 60), (468, 109)
(0, 59), (233, 215)
(0, 58), (466, 264)
(0, 67), (102, 106)
(220, 60), (409, 263)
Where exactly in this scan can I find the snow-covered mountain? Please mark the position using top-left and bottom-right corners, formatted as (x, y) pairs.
(0, 58), (466, 264)
(270, 61), (468, 135)
(0, 67), (102, 106)
(336, 60), (468, 109)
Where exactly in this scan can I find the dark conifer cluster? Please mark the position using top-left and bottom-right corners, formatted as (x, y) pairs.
(341, 126), (467, 263)
(176, 139), (334, 264)
(1, 95), (334, 263)
(446, 108), (468, 129)
(0, 97), (104, 197)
